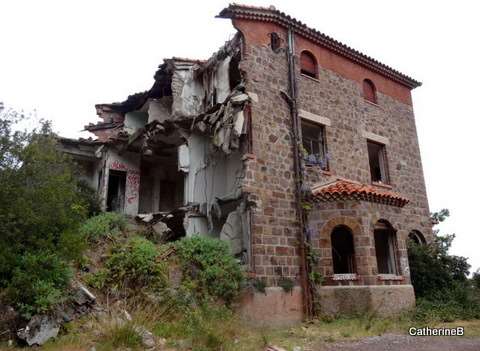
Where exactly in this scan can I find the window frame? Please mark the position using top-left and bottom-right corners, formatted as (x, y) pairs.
(300, 50), (318, 79)
(363, 79), (377, 104)
(374, 221), (399, 275)
(331, 225), (356, 274)
(367, 140), (390, 184)
(301, 119), (329, 171)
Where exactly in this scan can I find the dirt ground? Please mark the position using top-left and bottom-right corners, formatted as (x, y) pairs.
(318, 333), (480, 351)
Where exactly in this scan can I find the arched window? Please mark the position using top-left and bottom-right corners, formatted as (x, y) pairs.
(363, 79), (377, 104)
(300, 51), (318, 79)
(374, 220), (398, 274)
(331, 225), (356, 274)
(408, 230), (426, 245)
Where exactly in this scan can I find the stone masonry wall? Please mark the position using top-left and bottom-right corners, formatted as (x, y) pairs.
(239, 26), (302, 286)
(235, 19), (432, 287)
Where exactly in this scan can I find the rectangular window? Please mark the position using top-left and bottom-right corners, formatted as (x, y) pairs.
(367, 140), (389, 183)
(106, 170), (126, 213)
(301, 120), (328, 170)
(374, 228), (398, 275)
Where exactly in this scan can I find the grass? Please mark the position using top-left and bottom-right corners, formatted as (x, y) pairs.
(2, 315), (480, 351)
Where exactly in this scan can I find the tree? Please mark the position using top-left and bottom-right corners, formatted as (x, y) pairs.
(0, 105), (89, 317)
(408, 209), (470, 299)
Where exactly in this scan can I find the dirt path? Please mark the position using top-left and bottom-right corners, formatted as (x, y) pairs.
(318, 333), (480, 351)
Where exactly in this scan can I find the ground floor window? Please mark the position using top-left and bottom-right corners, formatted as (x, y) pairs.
(331, 225), (356, 274)
(374, 220), (398, 274)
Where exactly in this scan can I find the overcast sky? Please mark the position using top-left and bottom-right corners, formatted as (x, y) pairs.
(1, 0), (478, 272)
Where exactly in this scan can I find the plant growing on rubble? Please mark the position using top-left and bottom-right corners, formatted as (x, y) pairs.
(6, 252), (72, 318)
(174, 236), (244, 304)
(79, 212), (126, 242)
(92, 237), (167, 296)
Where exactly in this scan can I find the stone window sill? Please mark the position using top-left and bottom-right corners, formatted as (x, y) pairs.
(304, 164), (331, 175)
(371, 181), (392, 189)
(332, 273), (358, 281)
(377, 274), (404, 281)
(300, 73), (321, 83)
(364, 99), (384, 110)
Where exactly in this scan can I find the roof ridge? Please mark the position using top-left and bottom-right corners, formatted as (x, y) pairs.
(217, 4), (421, 89)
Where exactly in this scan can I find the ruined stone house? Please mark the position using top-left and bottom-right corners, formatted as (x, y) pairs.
(60, 5), (432, 325)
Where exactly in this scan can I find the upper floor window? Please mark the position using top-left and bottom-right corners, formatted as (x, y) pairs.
(300, 51), (318, 79)
(301, 120), (328, 170)
(367, 140), (389, 184)
(363, 79), (377, 104)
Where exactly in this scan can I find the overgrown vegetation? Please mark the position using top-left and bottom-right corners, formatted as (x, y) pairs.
(0, 108), (96, 317)
(174, 236), (244, 304)
(79, 212), (126, 242)
(408, 209), (480, 322)
(89, 236), (167, 296)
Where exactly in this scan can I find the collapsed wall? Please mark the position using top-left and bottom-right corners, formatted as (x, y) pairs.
(61, 33), (254, 262)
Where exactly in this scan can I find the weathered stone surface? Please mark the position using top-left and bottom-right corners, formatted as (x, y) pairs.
(238, 287), (303, 327)
(73, 285), (96, 306)
(317, 284), (415, 316)
(134, 325), (156, 349)
(0, 305), (20, 341)
(237, 20), (432, 293)
(17, 315), (60, 346)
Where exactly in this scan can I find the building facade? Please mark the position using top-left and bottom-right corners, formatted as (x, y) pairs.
(60, 5), (432, 325)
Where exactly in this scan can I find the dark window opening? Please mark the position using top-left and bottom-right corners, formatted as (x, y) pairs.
(229, 50), (242, 90)
(97, 169), (102, 191)
(408, 230), (426, 245)
(270, 32), (281, 52)
(331, 225), (356, 274)
(159, 180), (176, 211)
(363, 79), (377, 103)
(302, 120), (328, 170)
(107, 170), (126, 212)
(374, 221), (398, 274)
(300, 51), (318, 78)
(367, 140), (389, 183)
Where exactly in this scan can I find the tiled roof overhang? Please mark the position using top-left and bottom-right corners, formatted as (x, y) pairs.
(310, 179), (409, 207)
(217, 4), (421, 89)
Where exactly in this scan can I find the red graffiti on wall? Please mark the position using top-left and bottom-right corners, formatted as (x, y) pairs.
(110, 160), (128, 171)
(127, 173), (140, 188)
(127, 195), (137, 204)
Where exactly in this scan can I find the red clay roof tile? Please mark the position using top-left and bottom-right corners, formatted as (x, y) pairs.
(310, 179), (409, 207)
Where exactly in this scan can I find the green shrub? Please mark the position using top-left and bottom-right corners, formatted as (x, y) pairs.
(174, 236), (244, 304)
(76, 180), (101, 217)
(408, 209), (480, 321)
(79, 212), (126, 242)
(92, 237), (166, 295)
(6, 252), (72, 318)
